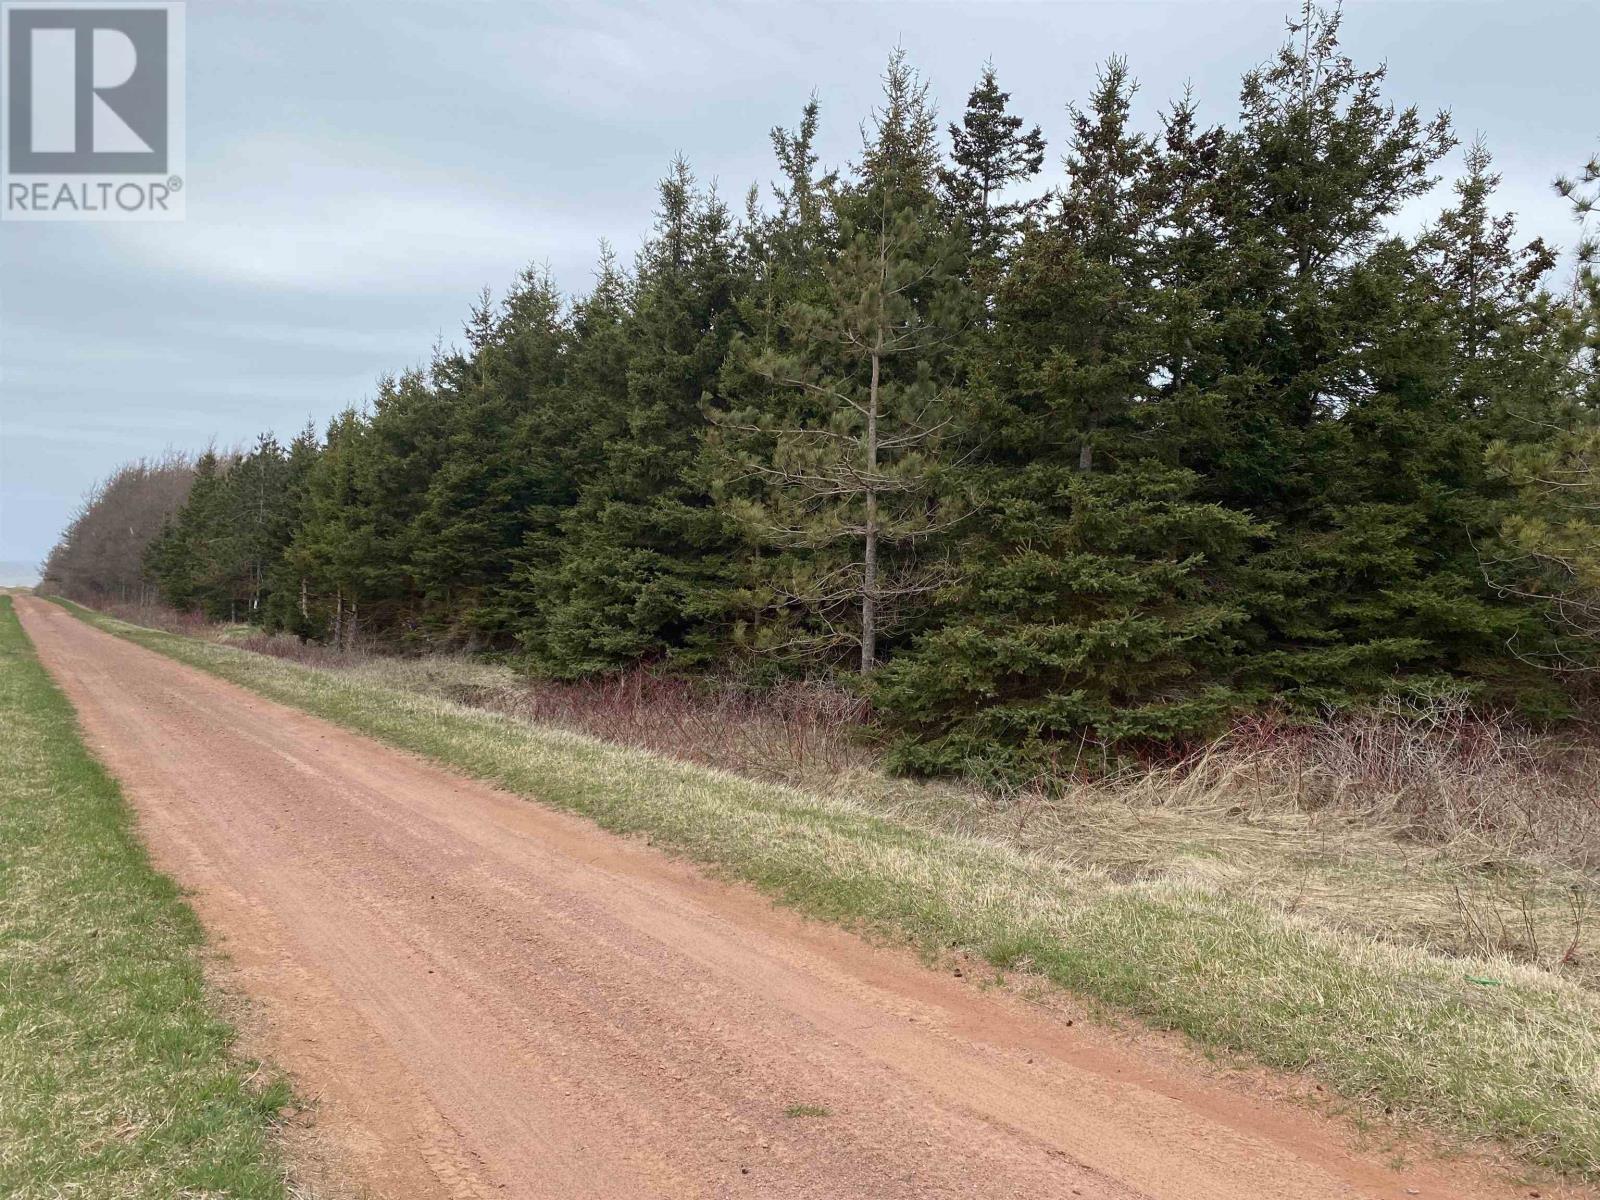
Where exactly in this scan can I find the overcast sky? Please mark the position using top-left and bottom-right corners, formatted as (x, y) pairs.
(2, 0), (1596, 577)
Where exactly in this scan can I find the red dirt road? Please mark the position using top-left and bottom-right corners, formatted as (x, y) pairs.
(15, 596), (1556, 1200)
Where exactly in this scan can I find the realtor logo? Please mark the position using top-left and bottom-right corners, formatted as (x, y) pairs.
(2, 2), (185, 220)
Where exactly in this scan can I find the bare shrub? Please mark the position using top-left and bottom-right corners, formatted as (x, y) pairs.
(420, 665), (877, 788)
(95, 600), (214, 639)
(226, 629), (377, 669)
(1136, 698), (1600, 870)
(85, 599), (1600, 875)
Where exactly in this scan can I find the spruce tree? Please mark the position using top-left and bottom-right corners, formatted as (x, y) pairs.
(349, 368), (451, 636)
(1194, 5), (1489, 704)
(262, 422), (322, 636)
(939, 63), (1047, 283)
(282, 410), (370, 648)
(876, 60), (1259, 773)
(224, 432), (292, 620)
(1480, 150), (1600, 667)
(412, 268), (569, 644)
(117, 33), (1600, 766)
(512, 245), (632, 656)
(147, 449), (226, 613)
(1420, 140), (1558, 422)
(534, 162), (745, 675)
(768, 97), (834, 264)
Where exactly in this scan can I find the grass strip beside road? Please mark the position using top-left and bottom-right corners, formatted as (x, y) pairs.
(0, 596), (291, 1199)
(58, 598), (1600, 1180)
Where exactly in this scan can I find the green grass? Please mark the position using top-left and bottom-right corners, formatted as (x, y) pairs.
(0, 596), (292, 1198)
(782, 1104), (831, 1119)
(58, 599), (1600, 1181)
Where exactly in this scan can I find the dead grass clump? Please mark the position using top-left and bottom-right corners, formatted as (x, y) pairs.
(1139, 698), (1600, 871)
(367, 664), (1600, 875)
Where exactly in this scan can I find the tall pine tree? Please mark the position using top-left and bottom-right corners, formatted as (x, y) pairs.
(714, 53), (972, 673)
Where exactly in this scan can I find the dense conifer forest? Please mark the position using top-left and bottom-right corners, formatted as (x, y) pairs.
(44, 11), (1600, 775)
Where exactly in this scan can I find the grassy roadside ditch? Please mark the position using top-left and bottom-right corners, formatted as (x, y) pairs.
(0, 595), (293, 1198)
(57, 597), (1600, 1181)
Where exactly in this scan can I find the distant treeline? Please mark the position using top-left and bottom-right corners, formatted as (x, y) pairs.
(46, 12), (1600, 774)
(43, 453), (195, 606)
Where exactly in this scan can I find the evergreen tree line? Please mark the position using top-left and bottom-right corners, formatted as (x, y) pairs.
(101, 15), (1600, 774)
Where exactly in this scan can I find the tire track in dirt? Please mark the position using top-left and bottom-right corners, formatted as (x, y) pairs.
(15, 595), (1566, 1200)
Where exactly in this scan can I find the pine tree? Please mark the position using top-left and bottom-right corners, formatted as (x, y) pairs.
(858, 49), (942, 208)
(715, 205), (970, 672)
(714, 53), (971, 673)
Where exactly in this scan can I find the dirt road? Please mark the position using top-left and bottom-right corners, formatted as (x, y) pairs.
(15, 596), (1547, 1200)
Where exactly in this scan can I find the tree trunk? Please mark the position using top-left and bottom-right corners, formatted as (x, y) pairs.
(861, 347), (880, 674)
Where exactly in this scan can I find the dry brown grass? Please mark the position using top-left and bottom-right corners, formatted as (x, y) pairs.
(415, 665), (876, 782)
(96, 601), (227, 641)
(1189, 701), (1600, 869)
